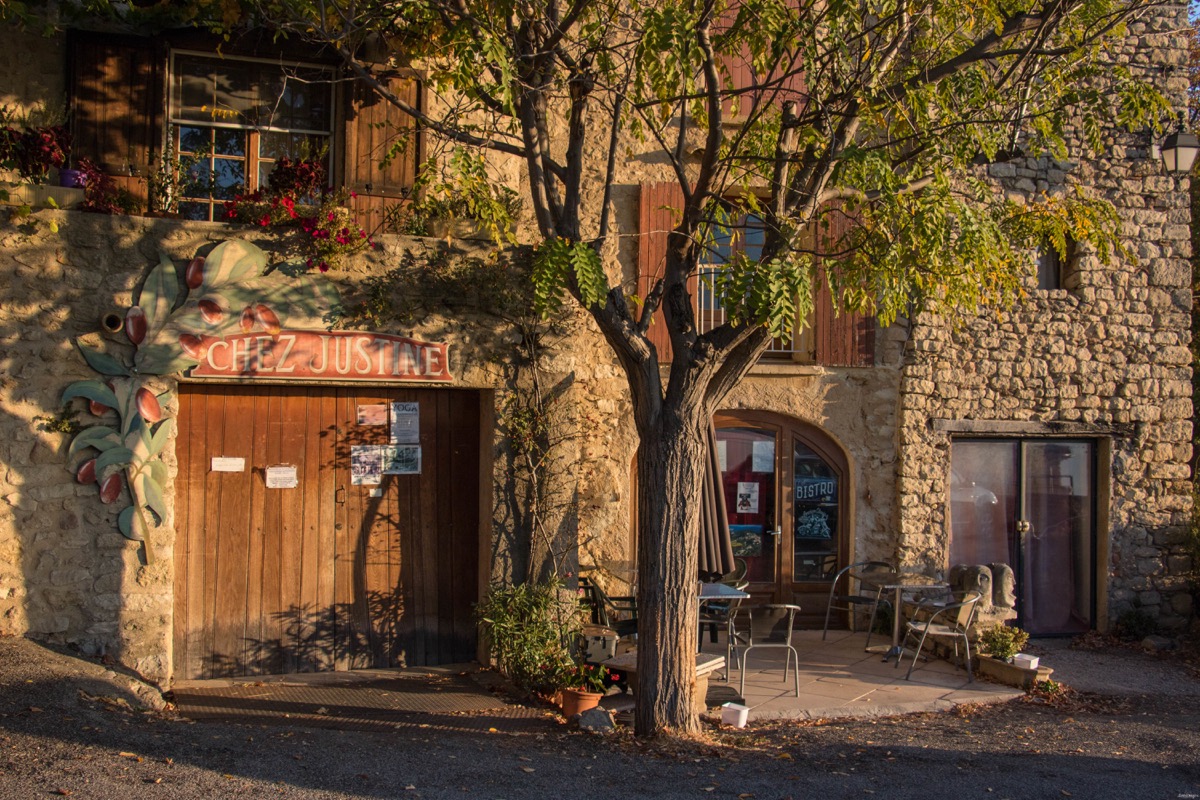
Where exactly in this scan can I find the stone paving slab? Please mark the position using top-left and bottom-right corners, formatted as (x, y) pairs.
(706, 629), (1023, 722)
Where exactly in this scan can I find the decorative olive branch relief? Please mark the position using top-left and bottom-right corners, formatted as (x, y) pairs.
(61, 240), (339, 563)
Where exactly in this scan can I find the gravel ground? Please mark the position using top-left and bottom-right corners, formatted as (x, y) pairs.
(1, 633), (1198, 800)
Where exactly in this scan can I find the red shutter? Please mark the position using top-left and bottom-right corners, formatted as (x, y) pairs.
(68, 32), (163, 205)
(813, 207), (875, 367)
(638, 182), (686, 360)
(343, 71), (421, 232)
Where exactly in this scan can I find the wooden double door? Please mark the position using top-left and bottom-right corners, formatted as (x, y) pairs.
(172, 384), (483, 680)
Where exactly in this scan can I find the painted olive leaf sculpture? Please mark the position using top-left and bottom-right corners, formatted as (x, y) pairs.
(60, 240), (341, 563)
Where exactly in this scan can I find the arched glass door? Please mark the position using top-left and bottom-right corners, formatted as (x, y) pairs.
(714, 411), (849, 620)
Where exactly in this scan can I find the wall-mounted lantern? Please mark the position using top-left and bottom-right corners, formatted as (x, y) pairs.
(1157, 112), (1199, 174)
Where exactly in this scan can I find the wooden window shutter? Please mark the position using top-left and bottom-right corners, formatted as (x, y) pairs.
(638, 181), (687, 360)
(343, 72), (421, 231)
(68, 32), (163, 202)
(813, 208), (875, 367)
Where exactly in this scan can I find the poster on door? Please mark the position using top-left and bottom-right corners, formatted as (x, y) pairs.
(391, 401), (420, 444)
(736, 482), (759, 514)
(382, 445), (422, 475)
(350, 445), (382, 485)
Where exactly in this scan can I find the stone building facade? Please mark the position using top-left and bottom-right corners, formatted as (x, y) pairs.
(0, 5), (1192, 685)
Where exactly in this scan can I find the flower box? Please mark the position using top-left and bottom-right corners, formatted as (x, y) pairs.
(976, 654), (1053, 690)
(5, 183), (85, 209)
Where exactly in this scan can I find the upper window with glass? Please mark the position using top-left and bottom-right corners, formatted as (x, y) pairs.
(696, 212), (815, 360)
(170, 52), (335, 220)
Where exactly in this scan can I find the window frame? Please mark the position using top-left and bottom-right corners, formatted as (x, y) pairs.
(167, 48), (339, 221)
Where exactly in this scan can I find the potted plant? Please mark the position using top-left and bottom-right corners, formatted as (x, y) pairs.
(977, 623), (1050, 689)
(557, 662), (609, 718)
(979, 622), (1029, 662)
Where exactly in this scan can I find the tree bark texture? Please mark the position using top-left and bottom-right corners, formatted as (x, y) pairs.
(633, 413), (707, 737)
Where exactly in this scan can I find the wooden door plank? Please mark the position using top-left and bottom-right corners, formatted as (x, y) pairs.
(314, 388), (339, 671)
(332, 390), (353, 670)
(415, 391), (442, 665)
(450, 391), (481, 662)
(242, 388), (271, 674)
(171, 389), (194, 678)
(393, 392), (417, 667)
(198, 389), (226, 678)
(435, 391), (456, 664)
(356, 391), (393, 668)
(211, 389), (255, 676)
(272, 388), (305, 671)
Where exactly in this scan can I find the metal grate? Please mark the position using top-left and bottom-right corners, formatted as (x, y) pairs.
(173, 671), (553, 734)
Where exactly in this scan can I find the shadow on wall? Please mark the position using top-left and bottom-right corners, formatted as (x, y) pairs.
(493, 371), (582, 586)
(0, 212), (177, 675)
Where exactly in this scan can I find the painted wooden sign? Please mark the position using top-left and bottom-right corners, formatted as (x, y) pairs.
(189, 331), (452, 382)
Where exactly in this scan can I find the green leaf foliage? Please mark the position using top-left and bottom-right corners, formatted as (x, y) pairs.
(76, 344), (129, 377)
(62, 380), (120, 409)
(117, 506), (145, 541)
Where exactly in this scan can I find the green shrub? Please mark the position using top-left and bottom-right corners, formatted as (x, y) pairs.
(475, 580), (582, 696)
(979, 622), (1030, 661)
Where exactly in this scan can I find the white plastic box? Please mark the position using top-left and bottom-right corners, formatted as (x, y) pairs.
(1012, 653), (1039, 670)
(721, 702), (749, 728)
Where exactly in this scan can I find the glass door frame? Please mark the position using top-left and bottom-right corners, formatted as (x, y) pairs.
(714, 410), (851, 607)
(949, 436), (1100, 635)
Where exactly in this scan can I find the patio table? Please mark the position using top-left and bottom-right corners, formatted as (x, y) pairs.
(699, 582), (750, 601)
(851, 568), (949, 664)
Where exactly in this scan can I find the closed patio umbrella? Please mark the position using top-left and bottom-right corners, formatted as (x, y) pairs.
(699, 421), (736, 581)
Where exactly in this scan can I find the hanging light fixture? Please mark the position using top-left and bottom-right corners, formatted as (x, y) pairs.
(1159, 114), (1199, 174)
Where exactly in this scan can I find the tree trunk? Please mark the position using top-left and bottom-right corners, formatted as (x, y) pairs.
(633, 410), (707, 737)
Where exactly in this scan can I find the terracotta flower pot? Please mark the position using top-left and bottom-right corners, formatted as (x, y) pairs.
(558, 688), (603, 718)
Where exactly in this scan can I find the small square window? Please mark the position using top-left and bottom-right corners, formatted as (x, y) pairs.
(1035, 240), (1076, 292)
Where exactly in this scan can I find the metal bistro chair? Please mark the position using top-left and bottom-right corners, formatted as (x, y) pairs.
(699, 581), (751, 681)
(823, 560), (894, 645)
(739, 604), (802, 699)
(902, 590), (983, 682)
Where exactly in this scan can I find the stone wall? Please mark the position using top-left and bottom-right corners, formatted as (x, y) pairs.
(895, 6), (1194, 631)
(0, 211), (637, 682)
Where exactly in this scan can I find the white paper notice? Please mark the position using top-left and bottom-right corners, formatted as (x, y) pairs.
(382, 445), (421, 475)
(717, 440), (728, 472)
(356, 404), (387, 426)
(390, 401), (420, 444)
(265, 465), (298, 489)
(736, 482), (760, 514)
(350, 445), (382, 485)
(211, 457), (245, 473)
(751, 440), (775, 473)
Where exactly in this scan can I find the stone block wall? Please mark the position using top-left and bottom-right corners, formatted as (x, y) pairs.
(895, 6), (1194, 631)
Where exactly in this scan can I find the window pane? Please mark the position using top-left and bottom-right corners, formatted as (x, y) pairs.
(949, 441), (1017, 567)
(178, 125), (210, 154)
(259, 131), (294, 161)
(1036, 247), (1060, 290)
(212, 159), (245, 199)
(178, 201), (210, 221)
(718, 426), (777, 584)
(213, 128), (245, 157)
(792, 440), (838, 582)
(1023, 442), (1093, 634)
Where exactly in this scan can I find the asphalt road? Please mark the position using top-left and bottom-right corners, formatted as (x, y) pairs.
(1, 635), (1197, 800)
